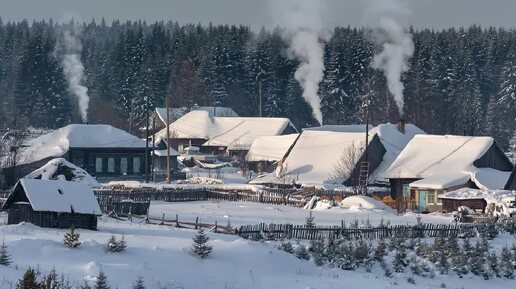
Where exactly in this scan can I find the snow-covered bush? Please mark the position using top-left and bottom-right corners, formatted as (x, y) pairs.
(63, 226), (81, 249)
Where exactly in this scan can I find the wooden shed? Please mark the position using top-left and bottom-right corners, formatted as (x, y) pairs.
(2, 179), (101, 230)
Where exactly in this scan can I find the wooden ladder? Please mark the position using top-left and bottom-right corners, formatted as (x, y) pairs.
(358, 161), (370, 194)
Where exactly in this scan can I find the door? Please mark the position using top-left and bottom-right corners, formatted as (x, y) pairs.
(418, 190), (427, 211)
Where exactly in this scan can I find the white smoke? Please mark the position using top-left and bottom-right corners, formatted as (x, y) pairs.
(57, 26), (90, 123)
(269, 0), (329, 125)
(368, 0), (414, 116)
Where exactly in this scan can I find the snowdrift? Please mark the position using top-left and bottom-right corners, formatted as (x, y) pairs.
(340, 196), (395, 212)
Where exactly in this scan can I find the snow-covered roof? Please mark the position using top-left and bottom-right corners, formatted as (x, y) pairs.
(250, 123), (423, 186)
(19, 124), (146, 165)
(438, 187), (515, 202)
(24, 158), (100, 188)
(246, 134), (299, 162)
(153, 147), (180, 157)
(155, 110), (296, 150)
(9, 179), (101, 215)
(385, 134), (511, 190)
(155, 106), (238, 125)
(274, 130), (370, 186)
(303, 124), (371, 133)
(368, 123), (425, 184)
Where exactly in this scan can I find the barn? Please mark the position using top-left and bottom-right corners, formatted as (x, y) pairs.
(384, 135), (513, 213)
(2, 179), (101, 230)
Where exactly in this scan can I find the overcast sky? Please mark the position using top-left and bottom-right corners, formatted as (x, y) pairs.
(1, 0), (515, 30)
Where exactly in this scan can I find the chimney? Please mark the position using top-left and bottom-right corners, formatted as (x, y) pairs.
(397, 119), (405, 134)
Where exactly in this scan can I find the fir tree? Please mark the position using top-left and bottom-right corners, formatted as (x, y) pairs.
(305, 211), (315, 228)
(79, 280), (92, 289)
(485, 252), (499, 279)
(63, 226), (81, 248)
(106, 236), (118, 253)
(451, 248), (468, 278)
(374, 238), (387, 261)
(294, 243), (310, 261)
(309, 239), (325, 266)
(192, 229), (212, 258)
(0, 238), (12, 266)
(132, 275), (145, 289)
(16, 267), (39, 289)
(280, 241), (294, 254)
(95, 268), (110, 289)
(392, 242), (407, 273)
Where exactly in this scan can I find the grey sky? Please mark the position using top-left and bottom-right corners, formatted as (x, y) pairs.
(0, 0), (515, 29)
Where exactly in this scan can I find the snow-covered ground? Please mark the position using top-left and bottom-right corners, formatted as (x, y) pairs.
(149, 200), (452, 227)
(0, 210), (514, 289)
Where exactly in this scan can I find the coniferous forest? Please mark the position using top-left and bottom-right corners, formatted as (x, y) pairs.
(0, 19), (515, 151)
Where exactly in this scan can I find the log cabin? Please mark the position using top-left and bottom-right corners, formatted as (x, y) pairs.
(385, 135), (513, 213)
(2, 179), (101, 230)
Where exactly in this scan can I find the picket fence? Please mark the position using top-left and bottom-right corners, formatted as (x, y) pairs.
(236, 222), (510, 240)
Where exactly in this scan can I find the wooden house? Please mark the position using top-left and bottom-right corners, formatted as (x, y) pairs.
(250, 123), (424, 189)
(145, 106), (239, 134)
(385, 135), (513, 213)
(155, 110), (297, 155)
(2, 179), (101, 230)
(3, 124), (149, 184)
(246, 134), (299, 174)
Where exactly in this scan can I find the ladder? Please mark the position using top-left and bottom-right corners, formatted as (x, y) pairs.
(358, 161), (370, 194)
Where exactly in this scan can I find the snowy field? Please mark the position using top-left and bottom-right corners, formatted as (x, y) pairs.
(0, 208), (514, 288)
(149, 199), (453, 227)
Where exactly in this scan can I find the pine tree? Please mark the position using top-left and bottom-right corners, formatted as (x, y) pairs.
(95, 269), (110, 289)
(117, 235), (127, 252)
(132, 275), (145, 289)
(0, 238), (12, 266)
(63, 226), (81, 248)
(336, 242), (356, 271)
(500, 246), (514, 279)
(485, 252), (499, 279)
(16, 267), (39, 289)
(192, 229), (212, 258)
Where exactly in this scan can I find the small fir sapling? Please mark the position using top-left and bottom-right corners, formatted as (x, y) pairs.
(305, 210), (315, 228)
(294, 243), (310, 260)
(192, 229), (213, 258)
(500, 246), (514, 279)
(132, 275), (146, 289)
(95, 268), (111, 289)
(0, 238), (12, 266)
(63, 225), (81, 248)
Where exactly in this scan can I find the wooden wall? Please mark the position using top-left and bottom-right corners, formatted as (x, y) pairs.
(7, 203), (97, 230)
(441, 198), (487, 213)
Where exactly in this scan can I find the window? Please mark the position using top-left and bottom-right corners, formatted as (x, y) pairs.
(426, 191), (435, 204)
(402, 184), (410, 199)
(95, 157), (103, 173)
(178, 144), (184, 153)
(108, 157), (115, 173)
(121, 158), (128, 174)
(133, 157), (141, 173)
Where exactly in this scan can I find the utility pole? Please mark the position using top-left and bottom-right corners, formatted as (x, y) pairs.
(258, 81), (262, 117)
(145, 96), (150, 183)
(166, 96), (171, 184)
(152, 117), (156, 183)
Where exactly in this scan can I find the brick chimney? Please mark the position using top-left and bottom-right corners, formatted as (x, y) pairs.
(397, 119), (405, 134)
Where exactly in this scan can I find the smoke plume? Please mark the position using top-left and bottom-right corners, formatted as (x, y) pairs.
(56, 25), (90, 123)
(269, 0), (329, 125)
(368, 0), (414, 116)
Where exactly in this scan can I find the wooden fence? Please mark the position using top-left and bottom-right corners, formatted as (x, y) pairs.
(93, 187), (310, 213)
(236, 222), (512, 240)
